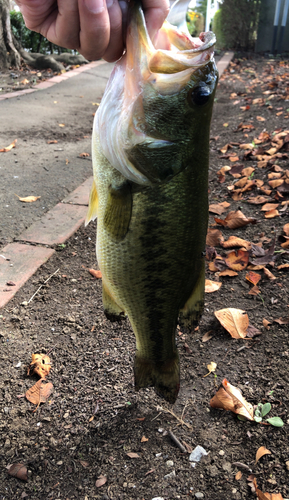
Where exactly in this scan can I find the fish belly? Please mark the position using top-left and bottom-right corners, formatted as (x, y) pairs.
(93, 133), (208, 403)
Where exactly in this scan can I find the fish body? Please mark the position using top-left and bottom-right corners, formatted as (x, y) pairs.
(86, 1), (218, 403)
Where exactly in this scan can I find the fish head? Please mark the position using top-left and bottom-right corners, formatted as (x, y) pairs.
(96, 1), (218, 185)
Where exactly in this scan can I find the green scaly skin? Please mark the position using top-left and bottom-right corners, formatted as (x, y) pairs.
(93, 62), (218, 403)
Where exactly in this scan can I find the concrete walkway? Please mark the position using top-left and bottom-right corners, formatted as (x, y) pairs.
(0, 52), (234, 309)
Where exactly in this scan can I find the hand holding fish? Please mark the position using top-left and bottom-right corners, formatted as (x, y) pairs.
(15, 0), (170, 62)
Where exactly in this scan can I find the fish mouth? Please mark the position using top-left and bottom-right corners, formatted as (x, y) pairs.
(96, 1), (217, 185)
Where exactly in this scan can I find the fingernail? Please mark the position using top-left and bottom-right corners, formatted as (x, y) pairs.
(84, 0), (105, 14)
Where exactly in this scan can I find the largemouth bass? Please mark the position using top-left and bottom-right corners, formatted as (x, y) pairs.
(86, 1), (218, 403)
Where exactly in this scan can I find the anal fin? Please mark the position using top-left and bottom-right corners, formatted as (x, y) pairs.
(179, 259), (205, 328)
(102, 281), (126, 322)
(85, 179), (98, 226)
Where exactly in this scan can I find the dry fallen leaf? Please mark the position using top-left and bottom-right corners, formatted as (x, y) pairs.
(225, 249), (249, 271)
(7, 463), (28, 482)
(235, 470), (242, 480)
(0, 139), (17, 152)
(215, 210), (256, 229)
(246, 271), (261, 286)
(95, 475), (107, 488)
(210, 378), (254, 421)
(79, 152), (90, 157)
(25, 379), (53, 410)
(219, 269), (238, 277)
(206, 228), (224, 247)
(27, 353), (51, 378)
(209, 201), (230, 215)
(255, 446), (271, 465)
(205, 280), (222, 293)
(256, 116), (266, 122)
(264, 209), (279, 219)
(15, 194), (41, 203)
(221, 237), (251, 250)
(202, 331), (213, 342)
(59, 123), (65, 127)
(214, 308), (249, 339)
(283, 222), (289, 236)
(89, 269), (102, 279)
(263, 318), (271, 330)
(203, 361), (217, 377)
(126, 452), (140, 459)
(141, 436), (149, 442)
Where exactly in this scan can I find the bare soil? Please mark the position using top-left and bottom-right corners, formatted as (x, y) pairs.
(1, 56), (289, 500)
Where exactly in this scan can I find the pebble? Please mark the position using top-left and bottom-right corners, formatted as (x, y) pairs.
(195, 493), (204, 499)
(222, 462), (232, 473)
(219, 450), (225, 456)
(286, 461), (289, 471)
(166, 460), (174, 467)
(232, 489), (237, 494)
(164, 470), (176, 479)
(158, 428), (164, 433)
(57, 461), (63, 465)
(152, 498), (165, 500)
(189, 445), (208, 463)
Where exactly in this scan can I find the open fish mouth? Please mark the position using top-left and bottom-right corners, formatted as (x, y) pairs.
(95, 1), (217, 185)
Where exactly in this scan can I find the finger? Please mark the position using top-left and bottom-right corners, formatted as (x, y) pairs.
(78, 0), (110, 60)
(143, 0), (170, 40)
(102, 0), (124, 62)
(51, 0), (80, 49)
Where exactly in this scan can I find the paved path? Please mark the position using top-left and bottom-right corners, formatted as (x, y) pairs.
(0, 52), (234, 309)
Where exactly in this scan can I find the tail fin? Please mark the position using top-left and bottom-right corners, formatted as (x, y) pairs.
(134, 353), (180, 404)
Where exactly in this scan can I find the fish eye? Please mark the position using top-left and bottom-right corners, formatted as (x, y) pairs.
(188, 85), (211, 106)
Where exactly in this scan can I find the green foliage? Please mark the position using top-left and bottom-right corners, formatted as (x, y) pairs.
(217, 0), (262, 51)
(186, 10), (204, 37)
(253, 403), (284, 427)
(212, 10), (226, 50)
(10, 10), (71, 54)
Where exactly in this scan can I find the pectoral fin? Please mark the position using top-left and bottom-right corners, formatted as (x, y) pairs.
(85, 179), (98, 226)
(179, 259), (205, 327)
(104, 182), (132, 241)
(102, 281), (126, 322)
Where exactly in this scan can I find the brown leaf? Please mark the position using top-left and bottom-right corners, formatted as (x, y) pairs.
(246, 271), (261, 286)
(15, 195), (41, 203)
(89, 269), (102, 279)
(7, 463), (28, 481)
(25, 379), (53, 408)
(283, 222), (289, 236)
(264, 209), (279, 219)
(28, 353), (51, 378)
(0, 139), (17, 152)
(206, 228), (224, 247)
(263, 268), (276, 280)
(209, 201), (230, 215)
(221, 236), (251, 250)
(261, 203), (279, 211)
(248, 285), (261, 296)
(219, 269), (238, 277)
(205, 280), (222, 293)
(273, 316), (289, 325)
(268, 179), (284, 189)
(215, 210), (256, 229)
(250, 238), (276, 266)
(214, 308), (249, 339)
(225, 249), (249, 271)
(47, 140), (58, 144)
(95, 475), (107, 488)
(246, 324), (262, 337)
(79, 152), (90, 157)
(235, 471), (242, 480)
(210, 378), (254, 420)
(277, 263), (289, 270)
(263, 318), (271, 330)
(141, 436), (149, 442)
(79, 460), (89, 467)
(256, 116), (266, 122)
(126, 452), (140, 459)
(202, 331), (213, 342)
(242, 167), (255, 177)
(246, 196), (272, 204)
(255, 446), (271, 465)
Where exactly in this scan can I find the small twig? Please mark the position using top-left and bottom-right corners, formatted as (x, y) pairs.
(151, 412), (162, 422)
(168, 430), (187, 453)
(27, 268), (59, 304)
(181, 400), (189, 422)
(156, 406), (192, 429)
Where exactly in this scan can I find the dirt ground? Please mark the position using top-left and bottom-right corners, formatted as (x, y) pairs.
(1, 56), (289, 500)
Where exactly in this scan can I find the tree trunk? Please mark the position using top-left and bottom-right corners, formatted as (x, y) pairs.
(0, 0), (20, 68)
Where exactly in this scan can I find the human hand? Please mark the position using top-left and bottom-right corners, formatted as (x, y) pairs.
(15, 0), (170, 62)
